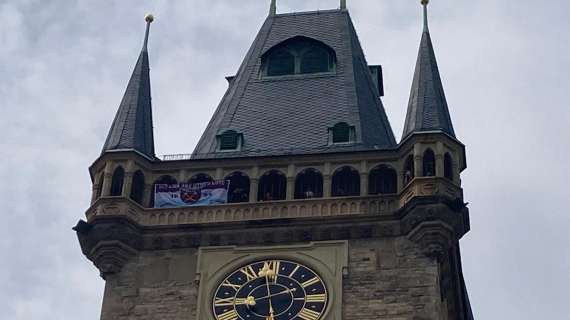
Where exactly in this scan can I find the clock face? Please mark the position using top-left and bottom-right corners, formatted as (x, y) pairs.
(212, 260), (328, 320)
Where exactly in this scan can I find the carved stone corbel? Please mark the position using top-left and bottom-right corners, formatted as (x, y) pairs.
(74, 219), (141, 279)
(89, 240), (138, 279)
(406, 221), (454, 260)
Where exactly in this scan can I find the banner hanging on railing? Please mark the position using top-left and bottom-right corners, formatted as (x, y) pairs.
(154, 180), (230, 208)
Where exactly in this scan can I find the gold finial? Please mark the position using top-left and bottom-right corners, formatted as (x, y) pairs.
(142, 14), (154, 52)
(421, 0), (429, 5)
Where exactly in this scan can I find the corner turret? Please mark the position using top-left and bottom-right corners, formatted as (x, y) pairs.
(402, 0), (456, 140)
(102, 14), (156, 159)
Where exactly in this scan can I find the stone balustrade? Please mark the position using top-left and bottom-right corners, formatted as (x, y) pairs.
(86, 177), (462, 227)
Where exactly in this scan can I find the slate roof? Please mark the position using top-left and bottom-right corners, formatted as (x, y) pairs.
(192, 9), (396, 159)
(102, 31), (155, 159)
(402, 7), (456, 140)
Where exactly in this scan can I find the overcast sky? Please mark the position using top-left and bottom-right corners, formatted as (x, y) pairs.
(1, 0), (568, 319)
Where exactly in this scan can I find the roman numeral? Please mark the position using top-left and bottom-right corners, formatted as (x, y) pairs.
(266, 260), (280, 282)
(298, 308), (321, 320)
(301, 277), (320, 288)
(240, 265), (258, 281)
(289, 265), (300, 277)
(305, 294), (326, 302)
(222, 280), (241, 291)
(217, 309), (239, 320)
(270, 260), (280, 274)
(214, 297), (235, 307)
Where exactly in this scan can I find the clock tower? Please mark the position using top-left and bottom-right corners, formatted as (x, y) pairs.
(75, 1), (474, 319)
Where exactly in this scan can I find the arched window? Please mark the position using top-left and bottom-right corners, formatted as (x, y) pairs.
(332, 166), (360, 197)
(332, 122), (351, 144)
(263, 36), (335, 77)
(110, 167), (124, 196)
(226, 172), (250, 203)
(300, 47), (331, 74)
(444, 153), (454, 181)
(150, 175), (178, 208)
(295, 168), (324, 199)
(369, 165), (398, 195)
(219, 130), (240, 151)
(267, 50), (295, 76)
(96, 173), (104, 198)
(423, 149), (436, 177)
(403, 155), (415, 185)
(189, 173), (213, 184)
(258, 170), (287, 201)
(130, 170), (145, 205)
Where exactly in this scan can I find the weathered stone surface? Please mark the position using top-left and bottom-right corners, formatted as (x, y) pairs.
(98, 237), (446, 320)
(343, 238), (441, 320)
(100, 249), (199, 320)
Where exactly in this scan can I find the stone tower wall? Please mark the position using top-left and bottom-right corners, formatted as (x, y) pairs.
(99, 237), (443, 320)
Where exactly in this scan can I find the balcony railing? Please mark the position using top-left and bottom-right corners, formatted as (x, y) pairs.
(160, 153), (193, 161)
(86, 177), (461, 227)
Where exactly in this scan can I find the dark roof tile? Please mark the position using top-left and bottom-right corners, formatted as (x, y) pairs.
(102, 46), (155, 158)
(192, 10), (396, 159)
(402, 11), (455, 140)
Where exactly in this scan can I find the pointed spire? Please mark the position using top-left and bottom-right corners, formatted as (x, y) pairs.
(102, 14), (156, 159)
(269, 0), (276, 16)
(402, 0), (456, 140)
(341, 0), (347, 10)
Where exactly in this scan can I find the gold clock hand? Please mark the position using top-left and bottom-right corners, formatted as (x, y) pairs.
(265, 272), (274, 317)
(255, 287), (297, 301)
(235, 296), (256, 306)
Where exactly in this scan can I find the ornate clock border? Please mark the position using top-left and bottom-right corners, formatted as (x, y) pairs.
(196, 241), (348, 320)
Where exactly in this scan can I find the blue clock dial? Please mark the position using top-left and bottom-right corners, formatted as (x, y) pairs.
(212, 260), (328, 320)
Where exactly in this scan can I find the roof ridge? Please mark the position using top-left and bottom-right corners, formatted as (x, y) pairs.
(345, 13), (396, 147)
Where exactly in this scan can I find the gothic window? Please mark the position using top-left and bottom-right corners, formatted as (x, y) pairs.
(300, 47), (331, 74)
(295, 168), (324, 199)
(189, 173), (213, 184)
(258, 170), (287, 201)
(130, 170), (145, 205)
(403, 155), (415, 185)
(368, 165), (397, 195)
(96, 173), (104, 198)
(219, 130), (240, 151)
(332, 166), (360, 197)
(332, 122), (351, 144)
(110, 166), (125, 196)
(267, 49), (296, 76)
(150, 175), (178, 208)
(444, 153), (454, 181)
(226, 172), (250, 203)
(423, 149), (436, 177)
(262, 36), (336, 77)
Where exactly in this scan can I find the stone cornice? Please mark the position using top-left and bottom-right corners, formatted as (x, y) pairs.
(75, 192), (469, 277)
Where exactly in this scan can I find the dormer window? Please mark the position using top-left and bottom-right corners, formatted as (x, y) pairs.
(218, 130), (243, 151)
(300, 47), (332, 74)
(330, 122), (354, 144)
(262, 36), (336, 77)
(267, 50), (295, 76)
